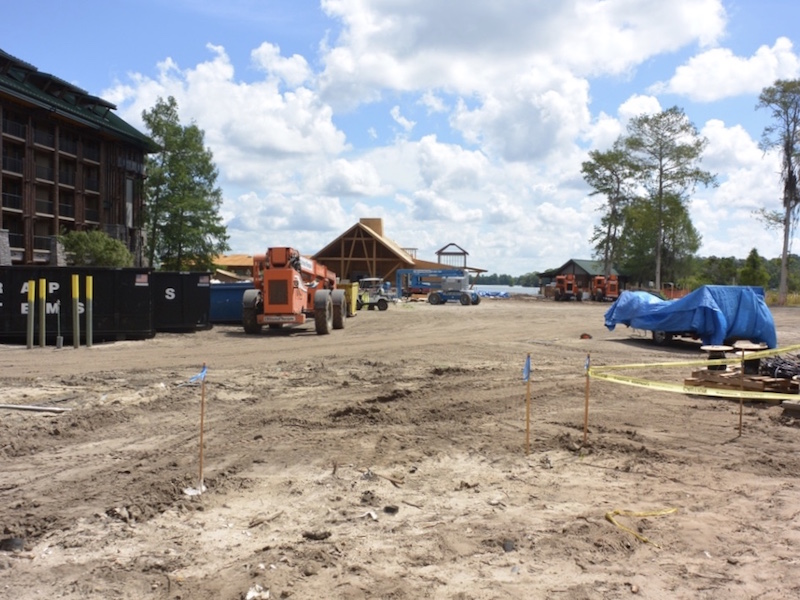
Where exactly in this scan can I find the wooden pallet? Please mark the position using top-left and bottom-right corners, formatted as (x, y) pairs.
(684, 368), (799, 401)
(782, 400), (800, 415)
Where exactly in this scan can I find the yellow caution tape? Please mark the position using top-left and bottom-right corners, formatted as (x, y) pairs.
(588, 343), (800, 401)
(589, 370), (796, 400)
(605, 507), (678, 548)
(591, 342), (800, 371)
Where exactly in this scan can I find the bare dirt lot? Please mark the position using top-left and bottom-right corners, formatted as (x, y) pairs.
(2, 297), (800, 600)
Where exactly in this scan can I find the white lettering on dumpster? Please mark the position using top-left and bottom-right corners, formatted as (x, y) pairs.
(21, 301), (83, 315)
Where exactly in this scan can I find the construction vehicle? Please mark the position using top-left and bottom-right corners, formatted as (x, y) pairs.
(395, 268), (480, 305)
(396, 268), (468, 297)
(242, 247), (346, 335)
(396, 270), (442, 298)
(431, 275), (481, 305)
(405, 281), (432, 296)
(553, 274), (582, 301)
(591, 274), (620, 302)
(356, 277), (392, 311)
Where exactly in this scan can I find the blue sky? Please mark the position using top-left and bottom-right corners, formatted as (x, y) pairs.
(4, 0), (800, 275)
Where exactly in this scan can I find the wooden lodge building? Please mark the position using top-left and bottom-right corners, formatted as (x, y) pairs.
(210, 218), (484, 285)
(0, 49), (158, 266)
(312, 218), (484, 283)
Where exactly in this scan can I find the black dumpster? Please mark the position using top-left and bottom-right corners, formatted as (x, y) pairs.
(0, 266), (154, 344)
(151, 271), (212, 332)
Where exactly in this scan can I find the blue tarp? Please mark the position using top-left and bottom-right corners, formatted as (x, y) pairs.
(477, 290), (511, 298)
(604, 285), (778, 348)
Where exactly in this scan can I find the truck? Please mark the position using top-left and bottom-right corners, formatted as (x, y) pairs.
(591, 274), (620, 302)
(553, 274), (582, 301)
(242, 247), (346, 335)
(395, 268), (480, 305)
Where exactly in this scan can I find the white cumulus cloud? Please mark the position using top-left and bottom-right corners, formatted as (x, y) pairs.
(650, 37), (800, 102)
(251, 42), (312, 88)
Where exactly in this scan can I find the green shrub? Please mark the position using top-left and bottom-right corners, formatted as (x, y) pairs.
(59, 230), (133, 267)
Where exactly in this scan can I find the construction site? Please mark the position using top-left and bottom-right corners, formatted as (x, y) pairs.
(2, 298), (800, 599)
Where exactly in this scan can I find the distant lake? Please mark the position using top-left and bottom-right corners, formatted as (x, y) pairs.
(473, 284), (541, 296)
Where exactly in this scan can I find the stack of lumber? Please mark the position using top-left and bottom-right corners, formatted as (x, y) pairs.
(684, 368), (799, 402)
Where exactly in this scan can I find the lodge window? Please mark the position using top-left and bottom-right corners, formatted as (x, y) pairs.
(35, 187), (54, 214)
(2, 141), (24, 173)
(86, 197), (100, 222)
(33, 124), (55, 148)
(84, 140), (100, 162)
(2, 114), (26, 139)
(59, 160), (76, 187)
(35, 152), (54, 182)
(59, 131), (78, 155)
(2, 180), (23, 211)
(84, 165), (99, 192)
(59, 191), (75, 219)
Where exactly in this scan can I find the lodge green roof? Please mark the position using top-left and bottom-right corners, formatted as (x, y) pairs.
(0, 48), (159, 152)
(538, 259), (620, 279)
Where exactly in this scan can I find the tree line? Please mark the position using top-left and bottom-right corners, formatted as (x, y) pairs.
(580, 80), (800, 305)
(475, 248), (796, 291)
(474, 273), (541, 287)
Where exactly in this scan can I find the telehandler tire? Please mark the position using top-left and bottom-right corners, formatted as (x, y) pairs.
(242, 289), (263, 334)
(314, 290), (334, 334)
(331, 289), (346, 329)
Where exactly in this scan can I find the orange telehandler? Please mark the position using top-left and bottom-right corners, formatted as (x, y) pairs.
(554, 274), (582, 301)
(591, 274), (620, 302)
(242, 247), (346, 335)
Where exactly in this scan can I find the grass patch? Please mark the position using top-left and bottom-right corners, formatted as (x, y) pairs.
(765, 291), (800, 307)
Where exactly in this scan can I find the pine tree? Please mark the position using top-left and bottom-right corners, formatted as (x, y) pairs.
(756, 80), (800, 305)
(581, 138), (635, 277)
(624, 107), (716, 289)
(738, 248), (770, 288)
(142, 96), (229, 271)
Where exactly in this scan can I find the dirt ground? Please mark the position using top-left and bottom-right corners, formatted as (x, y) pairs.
(2, 296), (800, 600)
